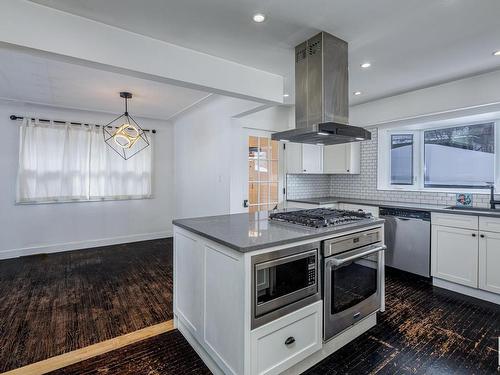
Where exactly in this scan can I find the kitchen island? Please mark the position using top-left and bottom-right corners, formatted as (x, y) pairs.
(173, 210), (385, 375)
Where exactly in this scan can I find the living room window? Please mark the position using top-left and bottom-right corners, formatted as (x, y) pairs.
(16, 119), (153, 203)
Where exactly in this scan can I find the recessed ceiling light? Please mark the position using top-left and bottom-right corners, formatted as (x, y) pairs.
(283, 94), (289, 97)
(353, 91), (362, 96)
(360, 62), (371, 68)
(493, 50), (500, 56)
(253, 13), (266, 23)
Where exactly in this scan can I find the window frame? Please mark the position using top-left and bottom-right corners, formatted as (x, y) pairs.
(390, 133), (415, 186)
(378, 119), (500, 194)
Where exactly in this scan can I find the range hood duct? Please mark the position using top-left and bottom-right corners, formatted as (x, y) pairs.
(272, 32), (371, 145)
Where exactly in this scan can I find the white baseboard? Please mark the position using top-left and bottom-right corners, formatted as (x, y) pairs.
(0, 230), (172, 260)
(433, 277), (500, 305)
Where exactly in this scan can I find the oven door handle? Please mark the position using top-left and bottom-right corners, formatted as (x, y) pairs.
(330, 244), (386, 267)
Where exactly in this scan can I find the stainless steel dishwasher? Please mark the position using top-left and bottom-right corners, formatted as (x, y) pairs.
(379, 207), (431, 277)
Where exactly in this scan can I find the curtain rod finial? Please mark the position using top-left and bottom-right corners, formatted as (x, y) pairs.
(10, 115), (19, 120)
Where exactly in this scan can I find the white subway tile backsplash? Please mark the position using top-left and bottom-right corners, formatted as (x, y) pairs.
(286, 128), (497, 207)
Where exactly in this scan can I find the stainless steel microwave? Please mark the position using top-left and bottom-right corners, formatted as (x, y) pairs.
(251, 242), (321, 329)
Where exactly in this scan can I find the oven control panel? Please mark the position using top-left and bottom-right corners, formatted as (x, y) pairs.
(307, 255), (316, 285)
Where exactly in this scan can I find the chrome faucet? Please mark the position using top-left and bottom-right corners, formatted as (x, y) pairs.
(487, 183), (500, 209)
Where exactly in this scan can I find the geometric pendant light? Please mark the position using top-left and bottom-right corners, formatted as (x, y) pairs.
(103, 92), (150, 160)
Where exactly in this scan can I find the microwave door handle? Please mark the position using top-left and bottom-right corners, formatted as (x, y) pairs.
(331, 245), (387, 267)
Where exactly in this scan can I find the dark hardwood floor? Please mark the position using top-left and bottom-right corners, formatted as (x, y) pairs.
(51, 269), (500, 375)
(0, 238), (173, 373)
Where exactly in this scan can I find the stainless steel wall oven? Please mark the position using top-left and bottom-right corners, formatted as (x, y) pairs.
(322, 228), (386, 341)
(251, 242), (321, 329)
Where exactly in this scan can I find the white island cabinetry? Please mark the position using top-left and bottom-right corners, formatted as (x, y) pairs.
(174, 226), (323, 375)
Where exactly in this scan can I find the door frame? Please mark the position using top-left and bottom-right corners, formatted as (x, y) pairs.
(244, 128), (286, 213)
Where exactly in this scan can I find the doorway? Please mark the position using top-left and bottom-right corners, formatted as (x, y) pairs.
(248, 135), (283, 213)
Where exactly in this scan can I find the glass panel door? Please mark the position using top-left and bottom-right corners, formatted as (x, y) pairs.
(248, 136), (280, 213)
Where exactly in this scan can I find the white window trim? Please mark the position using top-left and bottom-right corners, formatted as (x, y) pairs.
(378, 119), (500, 194)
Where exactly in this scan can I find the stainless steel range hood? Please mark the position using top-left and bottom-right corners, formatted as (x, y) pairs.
(272, 32), (371, 145)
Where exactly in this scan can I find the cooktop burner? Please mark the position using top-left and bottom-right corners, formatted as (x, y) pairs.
(269, 208), (373, 228)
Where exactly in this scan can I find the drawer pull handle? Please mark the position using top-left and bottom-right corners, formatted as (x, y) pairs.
(480, 234), (485, 238)
(472, 233), (476, 237)
(285, 337), (296, 346)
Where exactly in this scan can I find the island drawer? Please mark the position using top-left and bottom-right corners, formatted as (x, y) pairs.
(250, 301), (322, 375)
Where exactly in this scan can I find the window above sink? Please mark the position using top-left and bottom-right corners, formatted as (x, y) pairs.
(378, 119), (500, 194)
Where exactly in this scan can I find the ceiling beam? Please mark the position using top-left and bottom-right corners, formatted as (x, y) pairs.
(0, 0), (284, 104)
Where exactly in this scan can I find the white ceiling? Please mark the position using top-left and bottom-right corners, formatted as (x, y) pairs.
(0, 46), (211, 120)
(30, 0), (500, 105)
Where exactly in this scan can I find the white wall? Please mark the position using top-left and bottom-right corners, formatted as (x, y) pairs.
(230, 106), (293, 213)
(351, 69), (500, 127)
(0, 100), (174, 259)
(174, 96), (293, 218)
(173, 95), (260, 219)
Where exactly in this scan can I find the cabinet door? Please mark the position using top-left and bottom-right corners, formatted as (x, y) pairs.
(323, 144), (347, 173)
(347, 142), (361, 174)
(174, 231), (204, 339)
(285, 143), (303, 174)
(431, 225), (478, 288)
(301, 144), (322, 173)
(323, 143), (360, 174)
(479, 231), (500, 294)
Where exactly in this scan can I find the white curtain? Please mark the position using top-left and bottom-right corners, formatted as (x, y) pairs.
(16, 118), (152, 203)
(89, 127), (152, 199)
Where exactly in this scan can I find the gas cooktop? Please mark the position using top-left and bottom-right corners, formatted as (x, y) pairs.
(269, 208), (373, 228)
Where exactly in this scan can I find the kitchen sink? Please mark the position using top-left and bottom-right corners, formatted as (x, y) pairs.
(446, 206), (500, 213)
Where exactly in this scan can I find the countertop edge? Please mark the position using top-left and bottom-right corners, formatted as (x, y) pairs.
(287, 198), (500, 218)
(173, 218), (385, 253)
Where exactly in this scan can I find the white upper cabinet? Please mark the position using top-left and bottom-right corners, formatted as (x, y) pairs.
(323, 143), (360, 174)
(285, 142), (360, 174)
(285, 143), (323, 174)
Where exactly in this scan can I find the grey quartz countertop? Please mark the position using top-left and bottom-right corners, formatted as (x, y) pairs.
(173, 211), (385, 253)
(287, 197), (500, 218)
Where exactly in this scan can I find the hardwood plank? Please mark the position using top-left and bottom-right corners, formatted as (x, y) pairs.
(2, 321), (173, 375)
(48, 269), (500, 375)
(0, 238), (173, 372)
(49, 328), (212, 375)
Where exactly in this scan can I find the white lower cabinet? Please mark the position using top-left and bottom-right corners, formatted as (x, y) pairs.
(479, 231), (500, 294)
(250, 301), (322, 375)
(431, 225), (478, 288)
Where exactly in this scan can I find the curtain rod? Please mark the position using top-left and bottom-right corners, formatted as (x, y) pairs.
(9, 115), (157, 133)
